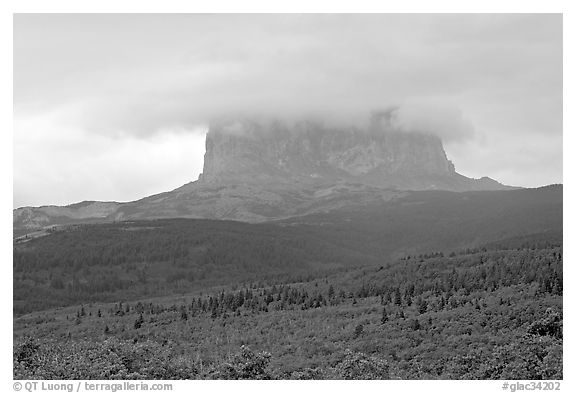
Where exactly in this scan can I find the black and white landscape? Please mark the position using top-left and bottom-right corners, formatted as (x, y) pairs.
(13, 14), (562, 380)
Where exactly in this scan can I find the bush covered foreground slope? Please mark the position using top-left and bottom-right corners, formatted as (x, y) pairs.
(14, 232), (562, 379)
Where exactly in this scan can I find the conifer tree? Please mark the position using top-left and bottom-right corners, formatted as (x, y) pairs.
(381, 307), (388, 324)
(134, 314), (144, 329)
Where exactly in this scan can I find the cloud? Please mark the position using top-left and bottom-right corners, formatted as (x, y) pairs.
(14, 14), (561, 139)
(13, 111), (207, 207)
(390, 100), (475, 142)
(445, 131), (562, 188)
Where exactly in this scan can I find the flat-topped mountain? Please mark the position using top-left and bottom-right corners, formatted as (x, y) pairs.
(14, 115), (515, 235)
(199, 117), (507, 191)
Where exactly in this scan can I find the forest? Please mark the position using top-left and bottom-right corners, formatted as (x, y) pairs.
(13, 218), (369, 315)
(14, 231), (562, 379)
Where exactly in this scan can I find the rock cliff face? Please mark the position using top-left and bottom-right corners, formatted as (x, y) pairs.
(198, 118), (488, 191)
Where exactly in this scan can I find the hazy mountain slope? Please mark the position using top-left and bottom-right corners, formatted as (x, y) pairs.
(281, 185), (562, 258)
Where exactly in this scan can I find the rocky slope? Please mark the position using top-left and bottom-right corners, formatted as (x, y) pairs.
(14, 116), (514, 235)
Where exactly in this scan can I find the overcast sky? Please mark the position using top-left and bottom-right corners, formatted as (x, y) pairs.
(13, 14), (562, 208)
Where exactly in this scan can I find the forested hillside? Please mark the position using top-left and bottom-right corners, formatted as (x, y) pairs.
(14, 233), (562, 379)
(13, 219), (374, 315)
(13, 186), (562, 315)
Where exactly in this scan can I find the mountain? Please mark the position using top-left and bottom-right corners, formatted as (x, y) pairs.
(199, 117), (507, 191)
(13, 201), (121, 238)
(14, 115), (514, 236)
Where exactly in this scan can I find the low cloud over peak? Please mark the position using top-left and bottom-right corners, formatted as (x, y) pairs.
(390, 100), (475, 142)
(207, 102), (476, 144)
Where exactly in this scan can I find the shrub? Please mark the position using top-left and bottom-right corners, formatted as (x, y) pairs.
(334, 349), (389, 379)
(527, 309), (562, 339)
(208, 345), (272, 380)
(13, 337), (198, 380)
